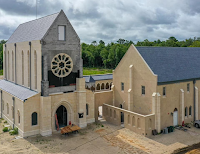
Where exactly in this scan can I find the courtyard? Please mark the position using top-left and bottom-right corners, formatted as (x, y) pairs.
(1, 118), (200, 154)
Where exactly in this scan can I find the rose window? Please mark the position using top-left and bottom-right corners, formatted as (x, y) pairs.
(51, 53), (73, 78)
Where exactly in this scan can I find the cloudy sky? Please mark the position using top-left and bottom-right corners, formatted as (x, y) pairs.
(0, 0), (200, 43)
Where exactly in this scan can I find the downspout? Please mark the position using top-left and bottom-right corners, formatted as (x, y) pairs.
(12, 97), (15, 129)
(1, 90), (2, 118)
(29, 42), (31, 90)
(194, 79), (196, 121)
(14, 43), (16, 83)
(4, 44), (6, 80)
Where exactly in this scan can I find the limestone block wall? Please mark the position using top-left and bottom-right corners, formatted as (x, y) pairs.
(94, 90), (113, 121)
(195, 79), (200, 120)
(0, 90), (24, 136)
(23, 94), (40, 137)
(157, 81), (194, 129)
(103, 104), (155, 137)
(3, 40), (42, 92)
(113, 45), (157, 114)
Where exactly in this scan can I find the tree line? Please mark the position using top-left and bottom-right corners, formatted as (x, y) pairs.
(1, 37), (200, 70)
(82, 37), (200, 69)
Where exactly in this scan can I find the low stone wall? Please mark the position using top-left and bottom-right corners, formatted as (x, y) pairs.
(103, 104), (155, 137)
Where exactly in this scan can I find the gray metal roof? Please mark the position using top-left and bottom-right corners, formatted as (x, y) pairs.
(0, 80), (38, 100)
(136, 47), (200, 83)
(83, 74), (113, 83)
(7, 12), (59, 43)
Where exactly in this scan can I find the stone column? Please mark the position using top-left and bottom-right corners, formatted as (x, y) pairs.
(40, 96), (52, 136)
(180, 89), (184, 124)
(128, 65), (133, 111)
(41, 54), (49, 96)
(156, 93), (161, 133)
(195, 87), (198, 120)
(76, 78), (87, 128)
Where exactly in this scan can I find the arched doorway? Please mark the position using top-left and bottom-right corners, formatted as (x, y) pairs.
(56, 105), (67, 128)
(173, 108), (178, 126)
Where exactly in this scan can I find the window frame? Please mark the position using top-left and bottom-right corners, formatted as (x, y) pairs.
(32, 112), (38, 126)
(163, 87), (166, 96)
(142, 86), (145, 95)
(187, 83), (190, 92)
(58, 25), (66, 41)
(121, 82), (124, 91)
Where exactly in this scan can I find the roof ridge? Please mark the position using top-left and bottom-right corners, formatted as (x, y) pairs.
(19, 11), (60, 26)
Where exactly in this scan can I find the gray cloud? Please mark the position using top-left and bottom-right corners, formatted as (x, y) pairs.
(0, 0), (200, 44)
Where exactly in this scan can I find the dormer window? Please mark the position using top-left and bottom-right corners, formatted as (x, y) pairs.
(58, 25), (66, 40)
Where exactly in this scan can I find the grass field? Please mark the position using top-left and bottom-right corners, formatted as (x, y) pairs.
(0, 68), (112, 76)
(83, 67), (113, 75)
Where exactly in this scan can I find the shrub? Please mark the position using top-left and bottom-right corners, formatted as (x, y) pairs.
(4, 121), (7, 124)
(3, 127), (8, 132)
(9, 127), (18, 135)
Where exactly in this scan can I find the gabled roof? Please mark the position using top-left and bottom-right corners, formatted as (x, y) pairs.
(0, 80), (38, 100)
(7, 12), (60, 43)
(136, 46), (200, 83)
(83, 74), (113, 83)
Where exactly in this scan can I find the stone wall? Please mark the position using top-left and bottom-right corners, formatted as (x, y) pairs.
(103, 104), (155, 137)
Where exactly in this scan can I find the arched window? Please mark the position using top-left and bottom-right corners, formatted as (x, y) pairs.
(110, 109), (112, 117)
(96, 83), (100, 90)
(22, 51), (24, 85)
(12, 51), (14, 81)
(86, 104), (89, 115)
(189, 106), (192, 116)
(185, 107), (188, 117)
(34, 51), (37, 89)
(137, 118), (140, 128)
(28, 51), (30, 87)
(110, 82), (112, 90)
(132, 116), (135, 126)
(128, 115), (130, 124)
(18, 110), (20, 124)
(32, 112), (38, 126)
(8, 51), (9, 80)
(106, 83), (109, 89)
(101, 83), (105, 90)
(7, 103), (9, 114)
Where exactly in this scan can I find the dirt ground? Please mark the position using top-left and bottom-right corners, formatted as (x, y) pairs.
(1, 118), (200, 154)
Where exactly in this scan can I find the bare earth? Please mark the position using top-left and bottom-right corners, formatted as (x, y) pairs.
(1, 119), (200, 154)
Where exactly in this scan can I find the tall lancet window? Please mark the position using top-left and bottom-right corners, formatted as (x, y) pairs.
(8, 51), (9, 80)
(12, 51), (14, 81)
(22, 51), (24, 85)
(28, 51), (30, 87)
(34, 51), (37, 89)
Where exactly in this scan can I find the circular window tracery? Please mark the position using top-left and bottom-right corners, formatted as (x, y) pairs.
(51, 53), (73, 78)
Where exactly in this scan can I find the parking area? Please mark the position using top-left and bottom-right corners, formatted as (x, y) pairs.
(1, 118), (200, 154)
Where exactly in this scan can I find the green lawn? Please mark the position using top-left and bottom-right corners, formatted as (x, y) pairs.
(83, 67), (112, 75)
(0, 68), (112, 76)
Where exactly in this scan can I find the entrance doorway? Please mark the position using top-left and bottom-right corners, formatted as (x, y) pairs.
(173, 108), (178, 126)
(56, 105), (67, 128)
(98, 106), (103, 120)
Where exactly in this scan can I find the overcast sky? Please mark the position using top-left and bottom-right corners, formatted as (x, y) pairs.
(0, 0), (200, 44)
